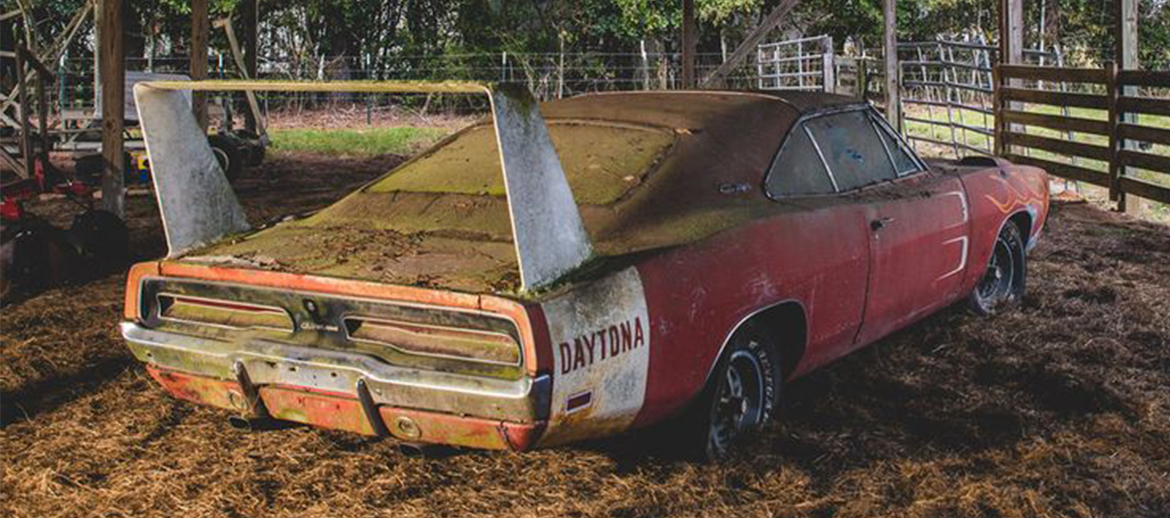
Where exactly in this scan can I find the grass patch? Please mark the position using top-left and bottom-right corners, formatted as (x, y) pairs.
(268, 127), (449, 157)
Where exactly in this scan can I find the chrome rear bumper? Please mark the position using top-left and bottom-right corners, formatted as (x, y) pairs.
(121, 322), (549, 422)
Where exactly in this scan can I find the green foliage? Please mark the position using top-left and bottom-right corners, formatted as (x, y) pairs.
(10, 0), (1170, 74)
(268, 127), (448, 157)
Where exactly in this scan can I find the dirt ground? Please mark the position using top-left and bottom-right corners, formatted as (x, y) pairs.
(2, 153), (1169, 518)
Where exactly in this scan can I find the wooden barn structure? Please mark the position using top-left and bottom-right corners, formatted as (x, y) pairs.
(3, 0), (1165, 221)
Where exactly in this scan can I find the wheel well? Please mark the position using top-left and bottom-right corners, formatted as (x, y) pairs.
(744, 302), (807, 380)
(1009, 211), (1033, 244)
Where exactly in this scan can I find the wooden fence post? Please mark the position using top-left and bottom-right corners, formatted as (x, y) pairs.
(1106, 61), (1122, 207)
(992, 64), (1004, 156)
(681, 0), (696, 88)
(191, 0), (209, 130)
(822, 36), (835, 93)
(100, 0), (125, 218)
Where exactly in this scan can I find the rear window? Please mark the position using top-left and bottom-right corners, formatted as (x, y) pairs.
(368, 121), (675, 205)
(804, 111), (896, 191)
(766, 126), (836, 197)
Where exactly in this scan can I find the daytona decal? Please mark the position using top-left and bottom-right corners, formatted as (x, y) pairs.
(558, 317), (645, 375)
(538, 267), (650, 446)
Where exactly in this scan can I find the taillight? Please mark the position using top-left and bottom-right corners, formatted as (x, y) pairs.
(124, 262), (161, 321)
(157, 293), (294, 331)
(343, 316), (521, 366)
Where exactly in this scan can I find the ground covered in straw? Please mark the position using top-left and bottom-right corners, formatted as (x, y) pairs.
(2, 153), (1168, 518)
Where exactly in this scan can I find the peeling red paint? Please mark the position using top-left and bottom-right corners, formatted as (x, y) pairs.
(259, 386), (377, 436)
(378, 407), (543, 451)
(147, 365), (244, 412)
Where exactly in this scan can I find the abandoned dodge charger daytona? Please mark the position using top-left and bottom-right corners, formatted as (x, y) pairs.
(123, 85), (1049, 459)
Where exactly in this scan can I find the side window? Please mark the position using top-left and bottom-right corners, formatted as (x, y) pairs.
(872, 114), (921, 175)
(766, 125), (836, 197)
(805, 111), (896, 191)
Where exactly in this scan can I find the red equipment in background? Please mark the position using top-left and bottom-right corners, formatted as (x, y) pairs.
(1, 155), (128, 301)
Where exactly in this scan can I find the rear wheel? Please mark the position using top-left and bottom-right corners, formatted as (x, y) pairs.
(969, 221), (1027, 315)
(2, 217), (77, 295)
(681, 323), (781, 461)
(68, 210), (129, 278)
(208, 134), (244, 181)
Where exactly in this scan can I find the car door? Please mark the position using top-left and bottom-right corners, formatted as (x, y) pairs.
(762, 118), (873, 367)
(805, 110), (969, 346)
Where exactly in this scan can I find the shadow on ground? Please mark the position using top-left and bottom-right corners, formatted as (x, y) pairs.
(2, 155), (1168, 517)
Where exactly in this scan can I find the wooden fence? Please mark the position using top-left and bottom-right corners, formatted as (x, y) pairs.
(994, 64), (1170, 206)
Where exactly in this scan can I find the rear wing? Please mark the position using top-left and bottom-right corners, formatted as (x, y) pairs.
(133, 80), (592, 292)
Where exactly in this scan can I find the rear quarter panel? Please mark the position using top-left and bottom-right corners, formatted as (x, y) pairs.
(629, 206), (870, 427)
(955, 164), (1049, 294)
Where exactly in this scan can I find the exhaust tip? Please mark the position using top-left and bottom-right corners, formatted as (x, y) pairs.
(397, 442), (458, 459)
(228, 415), (294, 432)
(228, 415), (253, 431)
(398, 442), (427, 457)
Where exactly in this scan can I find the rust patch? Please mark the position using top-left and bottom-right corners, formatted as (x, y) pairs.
(147, 365), (244, 412)
(377, 407), (542, 450)
(258, 386), (377, 436)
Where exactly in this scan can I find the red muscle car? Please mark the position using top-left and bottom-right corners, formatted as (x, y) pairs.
(123, 83), (1048, 460)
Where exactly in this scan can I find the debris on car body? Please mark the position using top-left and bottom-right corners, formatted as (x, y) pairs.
(123, 81), (1049, 459)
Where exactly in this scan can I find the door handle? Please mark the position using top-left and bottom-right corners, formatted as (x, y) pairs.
(871, 217), (896, 231)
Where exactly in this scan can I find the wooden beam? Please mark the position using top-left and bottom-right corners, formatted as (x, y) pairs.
(1115, 0), (1138, 71)
(1005, 153), (1110, 188)
(240, 0), (258, 131)
(999, 87), (1108, 110)
(1118, 123), (1170, 147)
(998, 0), (1023, 65)
(701, 0), (800, 88)
(681, 0), (696, 88)
(93, 0), (101, 115)
(15, 37), (32, 179)
(997, 64), (1108, 84)
(1118, 69), (1170, 87)
(0, 3), (89, 124)
(1003, 131), (1112, 161)
(215, 16), (267, 138)
(100, 0), (125, 218)
(884, 0), (900, 131)
(1115, 0), (1139, 212)
(1000, 110), (1111, 136)
(997, 0), (1023, 152)
(1118, 177), (1170, 205)
(191, 0), (209, 130)
(33, 48), (49, 168)
(18, 45), (53, 80)
(1, 11), (14, 94)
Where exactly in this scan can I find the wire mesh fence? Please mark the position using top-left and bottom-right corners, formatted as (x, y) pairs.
(51, 50), (766, 120)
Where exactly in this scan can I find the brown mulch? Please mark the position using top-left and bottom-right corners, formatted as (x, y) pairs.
(2, 155), (1169, 517)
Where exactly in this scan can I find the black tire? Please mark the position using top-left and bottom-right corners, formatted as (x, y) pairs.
(234, 129), (267, 166)
(74, 152), (134, 186)
(208, 134), (244, 181)
(3, 217), (77, 293)
(681, 323), (782, 461)
(68, 210), (129, 278)
(74, 153), (104, 185)
(969, 221), (1027, 316)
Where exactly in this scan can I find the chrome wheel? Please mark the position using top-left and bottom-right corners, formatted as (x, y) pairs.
(970, 222), (1027, 315)
(976, 233), (1016, 304)
(708, 350), (765, 458)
